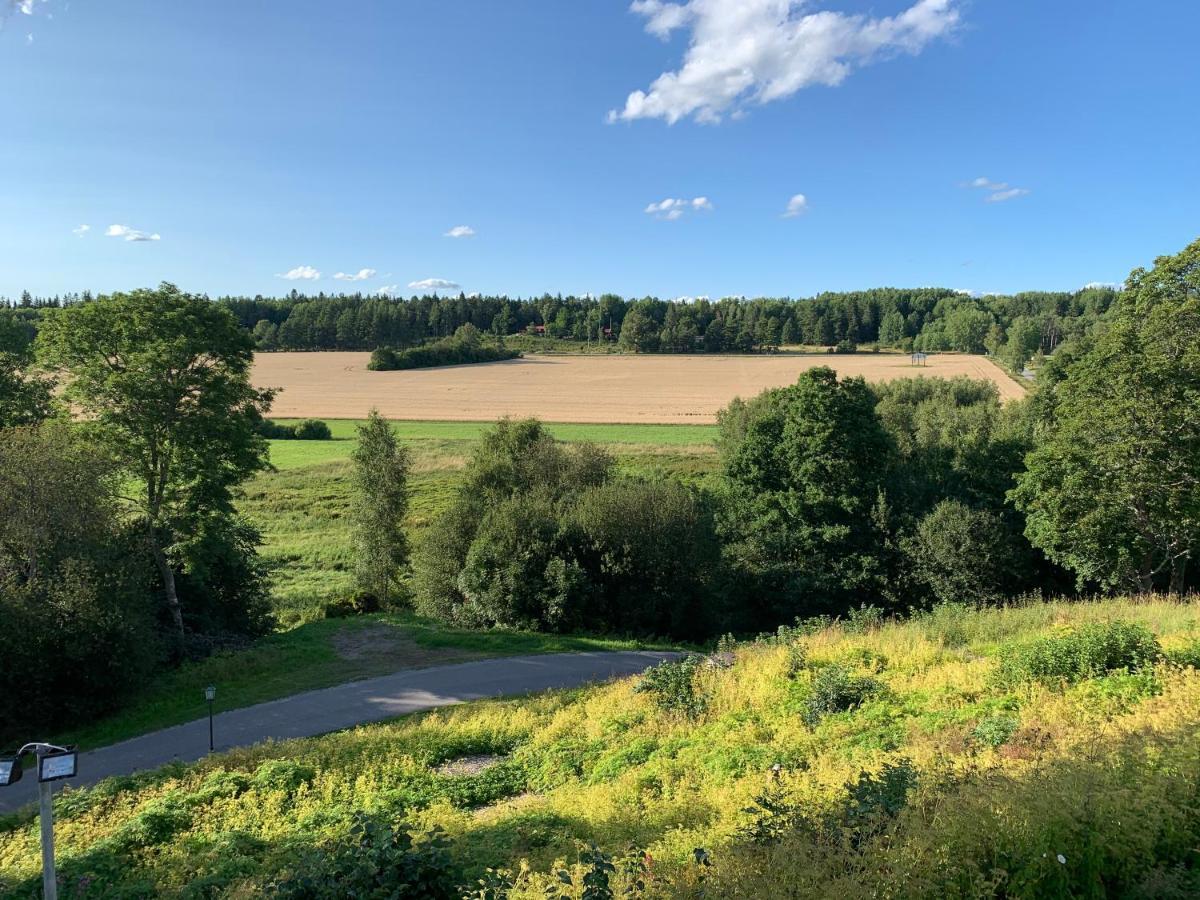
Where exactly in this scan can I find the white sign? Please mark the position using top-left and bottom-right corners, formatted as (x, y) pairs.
(39, 754), (76, 782)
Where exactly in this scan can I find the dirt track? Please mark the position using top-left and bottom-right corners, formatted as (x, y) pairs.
(252, 352), (1024, 424)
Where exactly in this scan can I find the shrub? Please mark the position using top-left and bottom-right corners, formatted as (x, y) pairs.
(324, 590), (382, 619)
(292, 418), (332, 440)
(255, 418), (333, 440)
(995, 621), (1162, 686)
(252, 759), (315, 794)
(803, 665), (880, 727)
(265, 813), (458, 899)
(634, 655), (707, 717)
(1164, 639), (1200, 669)
(971, 714), (1020, 748)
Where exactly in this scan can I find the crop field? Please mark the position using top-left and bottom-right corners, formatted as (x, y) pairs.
(252, 351), (1024, 423)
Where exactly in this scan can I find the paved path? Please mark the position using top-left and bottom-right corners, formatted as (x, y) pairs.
(0, 651), (676, 813)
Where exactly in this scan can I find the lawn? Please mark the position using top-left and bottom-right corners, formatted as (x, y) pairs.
(6, 598), (1200, 898)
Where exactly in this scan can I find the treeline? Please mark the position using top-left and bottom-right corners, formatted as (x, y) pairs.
(4, 283), (1120, 374)
(368, 324), (520, 371)
(0, 286), (274, 743)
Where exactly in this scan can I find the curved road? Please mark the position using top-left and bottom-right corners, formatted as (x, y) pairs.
(0, 651), (676, 814)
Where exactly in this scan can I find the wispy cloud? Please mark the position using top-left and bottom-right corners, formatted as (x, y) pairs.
(645, 196), (713, 220)
(444, 225), (476, 238)
(963, 176), (1030, 203)
(610, 0), (960, 125)
(72, 224), (90, 237)
(106, 224), (160, 242)
(782, 193), (808, 218)
(1082, 281), (1122, 291)
(408, 278), (461, 291)
(377, 284), (399, 296)
(276, 265), (320, 281)
(333, 268), (376, 282)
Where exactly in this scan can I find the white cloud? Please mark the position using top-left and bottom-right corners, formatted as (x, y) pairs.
(1082, 281), (1121, 291)
(25, 32), (32, 44)
(985, 187), (1029, 203)
(444, 225), (476, 238)
(377, 284), (399, 296)
(964, 176), (1029, 203)
(276, 265), (320, 281)
(105, 224), (160, 242)
(782, 193), (808, 217)
(610, 0), (960, 125)
(72, 224), (90, 237)
(408, 278), (461, 291)
(333, 268), (376, 282)
(645, 196), (713, 220)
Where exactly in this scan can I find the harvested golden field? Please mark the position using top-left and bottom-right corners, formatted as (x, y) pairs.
(253, 351), (1024, 423)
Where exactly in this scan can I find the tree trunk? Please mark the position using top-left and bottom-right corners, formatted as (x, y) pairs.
(1169, 556), (1188, 596)
(1137, 554), (1155, 594)
(149, 531), (185, 646)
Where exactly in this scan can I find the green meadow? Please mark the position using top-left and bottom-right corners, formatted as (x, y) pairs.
(249, 419), (721, 624)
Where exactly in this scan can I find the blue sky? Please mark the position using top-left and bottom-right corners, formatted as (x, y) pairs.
(1, 0), (1197, 300)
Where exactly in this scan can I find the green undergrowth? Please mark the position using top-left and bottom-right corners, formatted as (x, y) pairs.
(4, 598), (1200, 898)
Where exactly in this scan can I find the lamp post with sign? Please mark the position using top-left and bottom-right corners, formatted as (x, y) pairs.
(0, 742), (79, 900)
(205, 684), (216, 752)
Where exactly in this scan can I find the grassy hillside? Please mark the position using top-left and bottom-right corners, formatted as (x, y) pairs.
(245, 421), (719, 624)
(4, 598), (1199, 898)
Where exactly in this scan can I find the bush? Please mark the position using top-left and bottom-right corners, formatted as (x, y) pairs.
(803, 665), (880, 727)
(255, 417), (333, 440)
(266, 813), (458, 899)
(293, 418), (332, 440)
(324, 590), (382, 619)
(971, 714), (1019, 748)
(634, 655), (707, 717)
(995, 621), (1162, 686)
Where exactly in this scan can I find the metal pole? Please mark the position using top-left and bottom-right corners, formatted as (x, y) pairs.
(208, 700), (214, 752)
(39, 777), (56, 900)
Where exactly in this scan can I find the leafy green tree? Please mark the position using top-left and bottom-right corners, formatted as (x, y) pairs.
(351, 410), (411, 602)
(943, 306), (993, 353)
(1012, 240), (1200, 593)
(619, 306), (659, 352)
(906, 500), (1028, 604)
(36, 284), (274, 643)
(878, 310), (906, 347)
(0, 424), (157, 741)
(719, 367), (896, 620)
(413, 419), (612, 622)
(0, 314), (53, 427)
(570, 478), (724, 637)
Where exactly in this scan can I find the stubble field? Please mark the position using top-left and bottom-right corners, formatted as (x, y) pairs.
(252, 351), (1023, 423)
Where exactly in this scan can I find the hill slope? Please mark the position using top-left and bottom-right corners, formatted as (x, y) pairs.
(3, 598), (1200, 898)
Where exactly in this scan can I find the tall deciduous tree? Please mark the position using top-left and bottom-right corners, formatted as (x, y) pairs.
(719, 367), (896, 618)
(351, 409), (411, 601)
(37, 283), (274, 642)
(1012, 239), (1200, 593)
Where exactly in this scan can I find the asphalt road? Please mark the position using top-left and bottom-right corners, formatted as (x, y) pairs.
(0, 650), (676, 814)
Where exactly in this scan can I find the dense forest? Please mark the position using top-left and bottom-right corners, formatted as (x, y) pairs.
(2, 282), (1120, 373)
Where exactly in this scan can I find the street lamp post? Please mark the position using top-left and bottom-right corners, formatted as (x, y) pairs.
(1, 742), (79, 900)
(205, 685), (216, 752)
